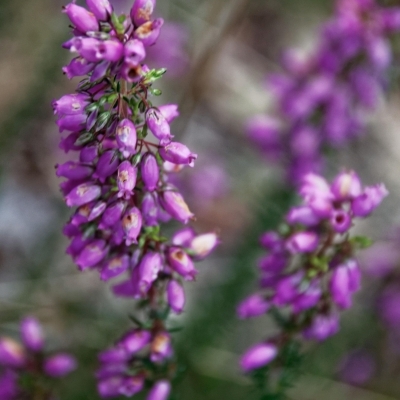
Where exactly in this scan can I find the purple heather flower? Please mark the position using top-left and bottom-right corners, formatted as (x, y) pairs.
(95, 40), (124, 62)
(331, 171), (362, 200)
(0, 338), (26, 368)
(141, 193), (159, 226)
(147, 380), (171, 400)
(303, 314), (339, 341)
(167, 247), (197, 281)
(53, 93), (90, 116)
(119, 376), (144, 396)
(134, 18), (164, 47)
(122, 207), (143, 245)
(158, 104), (179, 123)
(98, 347), (129, 364)
(130, 0), (155, 26)
(292, 280), (322, 313)
(137, 252), (163, 294)
(63, 57), (95, 79)
(80, 144), (99, 163)
(330, 209), (352, 233)
(88, 201), (107, 221)
(71, 37), (101, 63)
(146, 109), (173, 145)
(120, 330), (152, 355)
(0, 370), (19, 400)
(159, 142), (197, 167)
(171, 227), (195, 247)
(117, 161), (137, 199)
(259, 231), (283, 251)
(286, 231), (319, 254)
(124, 39), (146, 67)
(98, 376), (125, 398)
(86, 0), (113, 21)
(100, 201), (126, 228)
(65, 183), (101, 207)
(167, 280), (185, 314)
(351, 183), (389, 217)
(116, 119), (137, 157)
(237, 294), (269, 319)
(160, 190), (194, 223)
(63, 3), (99, 33)
(56, 113), (87, 132)
(20, 317), (44, 352)
(56, 161), (93, 181)
(150, 332), (172, 363)
(141, 152), (159, 191)
(120, 63), (144, 83)
(44, 353), (77, 377)
(94, 151), (120, 183)
(75, 240), (107, 270)
(286, 205), (320, 227)
(189, 233), (219, 260)
(240, 343), (278, 372)
(100, 255), (130, 281)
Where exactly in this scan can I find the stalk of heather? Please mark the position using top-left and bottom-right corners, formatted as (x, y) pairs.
(247, 0), (400, 184)
(0, 317), (76, 400)
(237, 171), (387, 391)
(54, 0), (218, 397)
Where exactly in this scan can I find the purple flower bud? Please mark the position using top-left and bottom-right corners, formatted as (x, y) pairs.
(172, 227), (195, 247)
(56, 113), (87, 132)
(100, 201), (126, 228)
(142, 193), (159, 226)
(98, 376), (124, 398)
(53, 94), (90, 116)
(80, 144), (99, 163)
(116, 119), (137, 157)
(44, 353), (77, 377)
(240, 343), (278, 372)
(330, 209), (352, 233)
(94, 151), (120, 183)
(66, 234), (90, 257)
(160, 191), (194, 224)
(167, 247), (197, 281)
(159, 142), (197, 167)
(300, 173), (333, 203)
(124, 39), (146, 67)
(88, 201), (107, 221)
(138, 252), (163, 294)
(146, 109), (173, 145)
(141, 153), (159, 191)
(63, 3), (99, 33)
(331, 171), (362, 200)
(95, 40), (124, 62)
(130, 0), (156, 26)
(292, 280), (321, 313)
(147, 380), (171, 400)
(134, 18), (164, 47)
(65, 183), (101, 207)
(100, 255), (130, 281)
(150, 332), (172, 363)
(258, 253), (286, 273)
(0, 370), (18, 400)
(117, 161), (137, 199)
(119, 376), (144, 397)
(112, 272), (141, 298)
(351, 184), (388, 217)
(56, 161), (93, 181)
(286, 232), (319, 254)
(0, 338), (26, 368)
(347, 259), (361, 292)
(303, 314), (339, 341)
(158, 104), (179, 123)
(98, 347), (129, 364)
(63, 57), (95, 79)
(167, 280), (185, 314)
(120, 330), (151, 355)
(60, 132), (81, 153)
(237, 294), (269, 319)
(20, 317), (44, 352)
(286, 206), (320, 227)
(71, 37), (101, 62)
(189, 233), (219, 260)
(122, 207), (143, 245)
(75, 240), (107, 270)
(86, 0), (112, 21)
(259, 231), (283, 251)
(273, 273), (303, 306)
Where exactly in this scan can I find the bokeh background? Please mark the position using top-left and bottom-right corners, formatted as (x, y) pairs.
(1, 0), (400, 398)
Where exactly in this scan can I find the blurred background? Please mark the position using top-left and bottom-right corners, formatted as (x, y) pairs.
(1, 0), (400, 398)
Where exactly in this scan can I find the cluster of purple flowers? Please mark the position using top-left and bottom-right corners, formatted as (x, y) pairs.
(247, 0), (400, 184)
(237, 171), (387, 372)
(0, 317), (76, 400)
(55, 0), (218, 397)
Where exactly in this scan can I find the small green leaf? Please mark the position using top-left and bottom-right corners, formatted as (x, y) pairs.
(96, 111), (111, 130)
(150, 88), (162, 96)
(75, 132), (93, 146)
(350, 235), (373, 249)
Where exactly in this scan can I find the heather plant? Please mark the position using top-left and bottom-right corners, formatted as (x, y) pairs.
(0, 317), (76, 400)
(54, 0), (217, 397)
